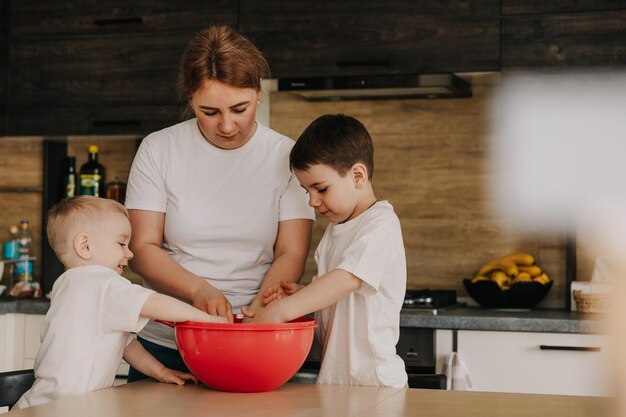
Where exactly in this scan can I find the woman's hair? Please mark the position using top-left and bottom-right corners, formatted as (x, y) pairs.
(290, 114), (375, 179)
(177, 25), (269, 116)
(47, 196), (128, 260)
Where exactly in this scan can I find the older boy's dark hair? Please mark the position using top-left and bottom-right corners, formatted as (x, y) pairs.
(290, 114), (374, 178)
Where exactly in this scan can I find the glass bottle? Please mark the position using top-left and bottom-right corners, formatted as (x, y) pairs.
(14, 220), (34, 282)
(2, 225), (19, 287)
(63, 156), (78, 199)
(79, 145), (106, 197)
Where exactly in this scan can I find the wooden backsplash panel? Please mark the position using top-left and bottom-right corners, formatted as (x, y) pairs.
(0, 137), (43, 187)
(270, 86), (573, 306)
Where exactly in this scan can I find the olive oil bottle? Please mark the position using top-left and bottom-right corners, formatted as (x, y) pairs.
(79, 145), (106, 197)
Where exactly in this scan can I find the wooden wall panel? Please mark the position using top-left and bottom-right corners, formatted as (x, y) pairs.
(270, 86), (569, 307)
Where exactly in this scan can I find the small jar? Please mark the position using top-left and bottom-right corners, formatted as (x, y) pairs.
(105, 178), (127, 204)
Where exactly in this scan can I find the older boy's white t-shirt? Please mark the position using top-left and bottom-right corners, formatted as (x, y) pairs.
(313, 201), (408, 388)
(125, 119), (313, 349)
(15, 265), (154, 409)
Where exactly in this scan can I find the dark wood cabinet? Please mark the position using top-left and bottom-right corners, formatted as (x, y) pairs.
(239, 0), (500, 78)
(9, 0), (236, 36)
(502, 1), (626, 69)
(6, 0), (238, 136)
(0, 0), (8, 134)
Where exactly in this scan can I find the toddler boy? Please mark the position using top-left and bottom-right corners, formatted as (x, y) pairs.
(15, 196), (226, 409)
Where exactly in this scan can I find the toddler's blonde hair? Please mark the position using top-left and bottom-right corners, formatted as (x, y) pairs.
(47, 196), (128, 262)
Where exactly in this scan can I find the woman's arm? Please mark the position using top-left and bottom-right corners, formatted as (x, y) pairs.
(247, 219), (313, 311)
(128, 209), (233, 322)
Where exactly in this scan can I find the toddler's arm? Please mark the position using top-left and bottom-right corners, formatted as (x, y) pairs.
(250, 269), (362, 323)
(141, 293), (228, 323)
(123, 339), (196, 385)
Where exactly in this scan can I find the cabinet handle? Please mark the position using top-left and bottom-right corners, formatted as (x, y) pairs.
(405, 351), (419, 358)
(92, 120), (141, 127)
(336, 59), (391, 67)
(94, 17), (144, 26)
(539, 345), (601, 352)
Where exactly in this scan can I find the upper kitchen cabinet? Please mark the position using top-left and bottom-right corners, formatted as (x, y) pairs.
(502, 0), (626, 69)
(239, 0), (501, 78)
(0, 0), (8, 134)
(6, 0), (238, 136)
(9, 0), (235, 36)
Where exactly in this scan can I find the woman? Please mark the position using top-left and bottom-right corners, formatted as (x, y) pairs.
(124, 26), (314, 381)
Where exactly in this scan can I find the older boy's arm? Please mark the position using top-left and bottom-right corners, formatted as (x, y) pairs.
(253, 269), (362, 323)
(123, 339), (196, 385)
(141, 293), (227, 323)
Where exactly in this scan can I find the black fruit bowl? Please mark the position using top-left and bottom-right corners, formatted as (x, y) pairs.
(463, 278), (553, 309)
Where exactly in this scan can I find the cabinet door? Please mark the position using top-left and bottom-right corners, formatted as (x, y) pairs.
(10, 0), (237, 36)
(240, 0), (500, 78)
(7, 32), (194, 135)
(502, 5), (626, 69)
(7, 0), (238, 136)
(23, 314), (44, 368)
(457, 330), (611, 396)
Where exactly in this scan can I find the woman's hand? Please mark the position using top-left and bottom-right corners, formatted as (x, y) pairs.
(262, 280), (304, 305)
(190, 283), (233, 323)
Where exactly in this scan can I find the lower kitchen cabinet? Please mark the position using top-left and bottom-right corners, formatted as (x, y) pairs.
(457, 330), (611, 396)
(0, 313), (44, 372)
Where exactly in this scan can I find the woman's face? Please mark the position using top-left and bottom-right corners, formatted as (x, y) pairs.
(190, 80), (261, 150)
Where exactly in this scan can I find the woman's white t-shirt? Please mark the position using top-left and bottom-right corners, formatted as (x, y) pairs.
(314, 201), (408, 388)
(15, 266), (154, 409)
(125, 119), (314, 349)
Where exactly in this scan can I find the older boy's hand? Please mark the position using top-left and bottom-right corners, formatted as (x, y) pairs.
(262, 280), (303, 305)
(153, 367), (198, 386)
(245, 305), (285, 324)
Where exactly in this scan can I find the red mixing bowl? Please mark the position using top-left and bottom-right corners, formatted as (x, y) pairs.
(159, 316), (316, 393)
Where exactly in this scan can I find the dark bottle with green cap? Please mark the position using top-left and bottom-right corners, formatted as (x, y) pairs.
(79, 145), (106, 197)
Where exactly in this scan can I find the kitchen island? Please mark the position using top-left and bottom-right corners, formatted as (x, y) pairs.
(6, 380), (610, 417)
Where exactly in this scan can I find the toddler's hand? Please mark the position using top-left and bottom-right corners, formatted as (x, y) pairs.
(204, 314), (228, 323)
(262, 280), (303, 305)
(154, 367), (198, 386)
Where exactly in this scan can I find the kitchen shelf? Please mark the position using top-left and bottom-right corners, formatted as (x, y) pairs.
(0, 186), (42, 193)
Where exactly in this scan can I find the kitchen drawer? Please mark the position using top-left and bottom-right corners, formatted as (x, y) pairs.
(10, 0), (237, 37)
(457, 330), (611, 396)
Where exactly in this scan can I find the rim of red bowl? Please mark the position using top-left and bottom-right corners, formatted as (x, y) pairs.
(171, 316), (317, 331)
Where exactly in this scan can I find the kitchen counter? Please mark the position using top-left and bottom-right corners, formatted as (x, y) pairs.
(6, 380), (609, 417)
(401, 307), (606, 334)
(0, 297), (49, 314)
(0, 298), (605, 334)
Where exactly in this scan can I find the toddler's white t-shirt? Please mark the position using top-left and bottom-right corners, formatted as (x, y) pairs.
(15, 265), (154, 409)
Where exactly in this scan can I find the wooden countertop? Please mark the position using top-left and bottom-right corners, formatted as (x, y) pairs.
(7, 380), (610, 417)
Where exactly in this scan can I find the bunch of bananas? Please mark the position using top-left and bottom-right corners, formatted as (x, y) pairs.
(470, 252), (551, 290)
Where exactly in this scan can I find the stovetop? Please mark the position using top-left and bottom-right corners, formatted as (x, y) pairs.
(402, 289), (466, 315)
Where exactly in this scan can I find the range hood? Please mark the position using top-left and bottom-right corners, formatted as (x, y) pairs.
(277, 73), (472, 101)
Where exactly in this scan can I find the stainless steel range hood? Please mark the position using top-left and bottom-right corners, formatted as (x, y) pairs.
(277, 73), (472, 101)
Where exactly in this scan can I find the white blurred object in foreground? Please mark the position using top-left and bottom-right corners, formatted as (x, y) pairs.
(490, 71), (626, 249)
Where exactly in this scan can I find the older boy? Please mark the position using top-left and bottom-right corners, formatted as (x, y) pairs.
(15, 196), (226, 409)
(244, 114), (408, 388)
